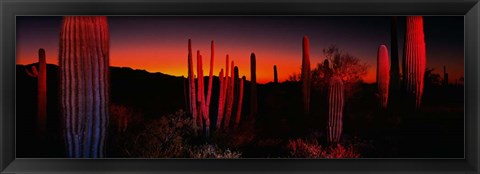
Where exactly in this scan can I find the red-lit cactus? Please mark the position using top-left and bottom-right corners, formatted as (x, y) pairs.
(327, 76), (344, 144)
(187, 39), (198, 133)
(234, 76), (245, 128)
(216, 69), (225, 128)
(59, 16), (109, 158)
(403, 16), (426, 109)
(250, 53), (258, 118)
(25, 48), (47, 137)
(301, 36), (311, 115)
(377, 45), (390, 108)
(224, 61), (235, 128)
(196, 50), (205, 134)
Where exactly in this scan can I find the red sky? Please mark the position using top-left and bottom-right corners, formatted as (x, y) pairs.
(16, 16), (464, 84)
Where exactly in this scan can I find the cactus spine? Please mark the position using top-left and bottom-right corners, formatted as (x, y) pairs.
(26, 48), (47, 137)
(59, 16), (109, 158)
(235, 76), (245, 128)
(273, 65), (278, 84)
(403, 16), (426, 109)
(377, 45), (390, 108)
(301, 36), (311, 115)
(250, 53), (258, 118)
(224, 61), (235, 128)
(327, 76), (344, 143)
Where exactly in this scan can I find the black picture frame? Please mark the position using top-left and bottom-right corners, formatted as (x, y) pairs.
(1, 0), (479, 173)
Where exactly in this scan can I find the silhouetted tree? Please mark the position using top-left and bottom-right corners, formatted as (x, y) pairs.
(312, 45), (369, 99)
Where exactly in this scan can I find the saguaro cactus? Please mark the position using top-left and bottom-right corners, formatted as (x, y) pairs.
(301, 36), (311, 115)
(327, 76), (344, 143)
(224, 61), (235, 128)
(377, 45), (390, 109)
(443, 65), (448, 86)
(250, 53), (258, 118)
(235, 76), (245, 128)
(403, 16), (426, 109)
(59, 16), (109, 158)
(389, 16), (400, 108)
(26, 48), (47, 137)
(273, 65), (278, 84)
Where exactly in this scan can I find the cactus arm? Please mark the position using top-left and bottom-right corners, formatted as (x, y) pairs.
(25, 66), (39, 77)
(235, 76), (245, 128)
(301, 36), (311, 115)
(377, 45), (390, 108)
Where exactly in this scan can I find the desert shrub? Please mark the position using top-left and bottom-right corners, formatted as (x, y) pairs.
(286, 138), (361, 158)
(120, 110), (242, 158)
(122, 110), (193, 158)
(110, 103), (144, 134)
(213, 118), (256, 149)
(287, 138), (325, 158)
(189, 144), (242, 158)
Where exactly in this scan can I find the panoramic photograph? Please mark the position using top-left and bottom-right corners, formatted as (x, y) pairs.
(16, 16), (464, 158)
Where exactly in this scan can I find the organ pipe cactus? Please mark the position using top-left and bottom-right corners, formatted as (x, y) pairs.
(403, 16), (426, 109)
(301, 36), (311, 115)
(224, 61), (235, 128)
(217, 55), (230, 129)
(25, 48), (47, 137)
(377, 45), (390, 108)
(234, 76), (245, 128)
(250, 53), (258, 118)
(216, 69), (225, 128)
(206, 41), (215, 122)
(197, 50), (205, 134)
(187, 39), (198, 133)
(59, 16), (109, 158)
(327, 76), (344, 143)
(273, 65), (278, 84)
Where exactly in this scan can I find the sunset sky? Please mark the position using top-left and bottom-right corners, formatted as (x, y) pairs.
(16, 16), (464, 84)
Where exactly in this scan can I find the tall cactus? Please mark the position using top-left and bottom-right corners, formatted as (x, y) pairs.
(217, 55), (230, 129)
(389, 16), (400, 109)
(327, 76), (344, 143)
(59, 16), (109, 158)
(224, 61), (235, 128)
(197, 50), (206, 134)
(206, 41), (214, 124)
(301, 36), (311, 115)
(216, 69), (225, 128)
(273, 65), (278, 84)
(235, 76), (245, 128)
(250, 53), (258, 118)
(403, 16), (427, 109)
(443, 65), (448, 86)
(377, 45), (390, 109)
(25, 48), (47, 137)
(187, 39), (198, 133)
